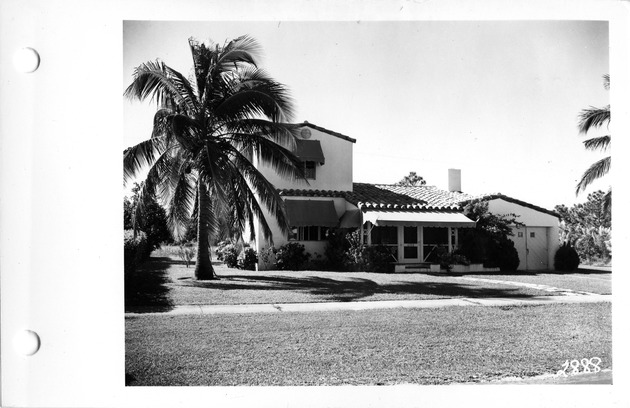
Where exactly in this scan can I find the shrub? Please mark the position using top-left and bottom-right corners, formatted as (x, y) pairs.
(439, 251), (470, 271)
(124, 229), (150, 272)
(554, 242), (581, 271)
(274, 242), (311, 270)
(362, 245), (395, 273)
(216, 240), (239, 268)
(177, 243), (196, 268)
(485, 237), (520, 271)
(343, 231), (394, 272)
(238, 247), (258, 271)
(323, 229), (352, 271)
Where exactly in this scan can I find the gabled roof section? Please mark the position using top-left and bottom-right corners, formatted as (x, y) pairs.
(374, 185), (473, 209)
(347, 183), (431, 210)
(278, 184), (559, 217)
(460, 193), (561, 218)
(289, 121), (357, 143)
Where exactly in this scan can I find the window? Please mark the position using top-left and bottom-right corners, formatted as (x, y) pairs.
(517, 232), (524, 238)
(288, 226), (329, 241)
(530, 232), (536, 238)
(303, 161), (316, 179)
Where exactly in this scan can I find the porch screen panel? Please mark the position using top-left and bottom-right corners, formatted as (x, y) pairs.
(423, 227), (449, 262)
(371, 226), (398, 261)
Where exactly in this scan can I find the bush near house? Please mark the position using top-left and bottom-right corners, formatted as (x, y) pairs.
(238, 247), (258, 271)
(438, 250), (470, 271)
(484, 237), (520, 272)
(323, 228), (352, 271)
(344, 230), (395, 273)
(274, 242), (311, 270)
(554, 242), (581, 272)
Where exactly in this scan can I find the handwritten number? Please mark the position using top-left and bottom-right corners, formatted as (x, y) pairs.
(559, 357), (602, 376)
(570, 360), (580, 374)
(557, 360), (569, 377)
(590, 357), (601, 373)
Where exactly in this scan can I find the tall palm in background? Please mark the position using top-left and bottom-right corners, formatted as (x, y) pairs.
(576, 74), (611, 211)
(124, 36), (303, 280)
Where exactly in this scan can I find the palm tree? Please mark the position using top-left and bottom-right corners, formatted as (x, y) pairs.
(123, 36), (304, 280)
(576, 74), (611, 211)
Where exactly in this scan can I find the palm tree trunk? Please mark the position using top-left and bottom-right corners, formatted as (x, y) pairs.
(194, 180), (216, 280)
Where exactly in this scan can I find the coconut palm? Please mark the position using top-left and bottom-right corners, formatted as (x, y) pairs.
(123, 36), (303, 280)
(576, 74), (611, 211)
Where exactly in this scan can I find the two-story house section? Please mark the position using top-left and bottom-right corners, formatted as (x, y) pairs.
(252, 122), (560, 271)
(252, 122), (359, 265)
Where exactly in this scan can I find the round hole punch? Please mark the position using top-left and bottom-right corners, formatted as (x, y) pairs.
(13, 47), (40, 73)
(13, 330), (41, 356)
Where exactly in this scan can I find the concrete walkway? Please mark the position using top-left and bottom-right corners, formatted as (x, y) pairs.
(125, 293), (611, 316)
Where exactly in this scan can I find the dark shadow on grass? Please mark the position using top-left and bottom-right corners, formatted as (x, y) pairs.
(184, 274), (531, 302)
(125, 257), (174, 313)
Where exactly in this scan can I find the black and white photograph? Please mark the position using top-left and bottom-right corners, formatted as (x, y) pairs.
(2, 1), (630, 407)
(123, 20), (612, 385)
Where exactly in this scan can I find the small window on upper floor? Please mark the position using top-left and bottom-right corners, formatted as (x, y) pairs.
(517, 232), (524, 238)
(303, 161), (316, 180)
(530, 232), (536, 238)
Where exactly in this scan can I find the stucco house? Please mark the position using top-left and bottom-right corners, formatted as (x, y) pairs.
(252, 122), (560, 271)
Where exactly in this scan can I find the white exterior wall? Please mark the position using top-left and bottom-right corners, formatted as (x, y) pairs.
(486, 198), (560, 270)
(254, 196), (355, 270)
(257, 126), (354, 192)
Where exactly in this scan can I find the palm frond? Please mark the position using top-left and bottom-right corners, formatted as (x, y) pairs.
(224, 118), (298, 148)
(576, 156), (611, 194)
(225, 131), (306, 182)
(603, 188), (611, 213)
(215, 68), (295, 123)
(603, 74), (610, 90)
(223, 146), (292, 237)
(582, 135), (611, 152)
(578, 105), (610, 134)
(215, 35), (261, 71)
(124, 60), (197, 113)
(123, 136), (167, 185)
(166, 170), (198, 241)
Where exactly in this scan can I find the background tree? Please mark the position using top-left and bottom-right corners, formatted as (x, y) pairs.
(554, 190), (611, 264)
(576, 74), (611, 211)
(457, 200), (522, 271)
(396, 171), (426, 186)
(124, 182), (172, 251)
(124, 35), (303, 280)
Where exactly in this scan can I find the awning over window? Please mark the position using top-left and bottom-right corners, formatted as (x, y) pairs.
(362, 211), (476, 228)
(285, 199), (339, 227)
(295, 139), (325, 164)
(339, 209), (362, 228)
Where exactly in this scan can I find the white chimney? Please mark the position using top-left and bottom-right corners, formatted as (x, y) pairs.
(448, 169), (461, 192)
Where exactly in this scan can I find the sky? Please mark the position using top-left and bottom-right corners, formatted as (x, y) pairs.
(123, 20), (610, 210)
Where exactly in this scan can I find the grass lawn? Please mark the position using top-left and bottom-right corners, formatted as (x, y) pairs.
(126, 250), (587, 312)
(464, 272), (611, 295)
(126, 252), (611, 312)
(125, 302), (611, 386)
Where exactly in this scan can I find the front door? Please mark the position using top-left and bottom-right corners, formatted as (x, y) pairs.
(402, 226), (420, 262)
